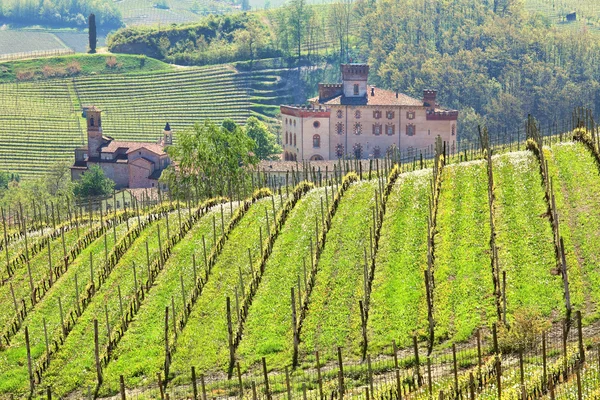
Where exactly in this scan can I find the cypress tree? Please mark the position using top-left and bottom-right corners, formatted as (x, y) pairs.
(88, 13), (97, 53)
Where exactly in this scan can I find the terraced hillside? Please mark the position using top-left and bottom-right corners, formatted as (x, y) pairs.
(4, 137), (600, 397)
(0, 61), (295, 178)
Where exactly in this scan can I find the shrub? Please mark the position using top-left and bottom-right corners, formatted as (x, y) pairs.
(15, 70), (34, 81)
(498, 307), (550, 353)
(66, 61), (82, 75)
(105, 56), (118, 69)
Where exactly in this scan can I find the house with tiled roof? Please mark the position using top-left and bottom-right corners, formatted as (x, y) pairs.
(280, 64), (458, 161)
(71, 106), (172, 189)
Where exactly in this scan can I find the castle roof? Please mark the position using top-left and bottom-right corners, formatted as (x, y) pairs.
(312, 87), (424, 107)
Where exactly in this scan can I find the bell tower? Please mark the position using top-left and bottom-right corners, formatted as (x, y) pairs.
(163, 122), (173, 146)
(86, 106), (103, 159)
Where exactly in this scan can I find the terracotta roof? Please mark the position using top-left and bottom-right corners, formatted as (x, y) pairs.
(100, 140), (166, 156)
(320, 87), (423, 107)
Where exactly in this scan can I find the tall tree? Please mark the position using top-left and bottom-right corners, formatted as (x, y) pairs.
(88, 13), (97, 53)
(73, 165), (114, 198)
(244, 117), (281, 160)
(329, 0), (353, 62)
(288, 0), (308, 60)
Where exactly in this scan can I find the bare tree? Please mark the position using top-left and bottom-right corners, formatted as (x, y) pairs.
(329, 0), (353, 62)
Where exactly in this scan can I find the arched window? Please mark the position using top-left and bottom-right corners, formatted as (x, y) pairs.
(284, 151), (289, 161)
(313, 134), (320, 148)
(285, 132), (288, 145)
(336, 144), (344, 158)
(353, 143), (363, 159)
(406, 124), (415, 136)
(337, 110), (343, 119)
(310, 155), (324, 161)
(336, 122), (344, 135)
(353, 84), (359, 95)
(452, 125), (456, 136)
(293, 120), (296, 127)
(353, 122), (362, 135)
(293, 134), (297, 147)
(90, 117), (94, 127)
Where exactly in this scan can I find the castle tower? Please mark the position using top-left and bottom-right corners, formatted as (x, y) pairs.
(86, 106), (103, 159)
(163, 122), (173, 146)
(341, 64), (369, 98)
(423, 90), (437, 111)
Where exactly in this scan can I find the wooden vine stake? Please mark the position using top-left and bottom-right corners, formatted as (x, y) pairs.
(25, 326), (34, 394)
(94, 319), (102, 386)
(291, 287), (299, 367)
(226, 297), (235, 378)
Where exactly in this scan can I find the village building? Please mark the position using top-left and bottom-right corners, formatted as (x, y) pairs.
(280, 64), (458, 161)
(71, 106), (172, 189)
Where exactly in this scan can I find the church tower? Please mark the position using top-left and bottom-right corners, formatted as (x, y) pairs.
(86, 106), (103, 159)
(163, 122), (173, 146)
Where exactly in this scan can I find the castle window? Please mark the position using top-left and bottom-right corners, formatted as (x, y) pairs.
(355, 110), (361, 119)
(336, 122), (344, 135)
(386, 124), (395, 136)
(407, 111), (415, 120)
(313, 134), (321, 148)
(353, 84), (359, 96)
(294, 134), (297, 146)
(353, 122), (362, 135)
(90, 117), (94, 126)
(337, 110), (343, 119)
(313, 121), (320, 128)
(386, 111), (395, 120)
(373, 111), (381, 119)
(452, 125), (456, 136)
(98, 117), (101, 127)
(373, 146), (381, 158)
(373, 124), (382, 136)
(285, 132), (288, 145)
(406, 124), (415, 136)
(336, 144), (344, 158)
(353, 143), (363, 159)
(293, 120), (296, 127)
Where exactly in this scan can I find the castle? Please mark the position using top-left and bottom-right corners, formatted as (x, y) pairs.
(70, 106), (172, 189)
(280, 64), (458, 161)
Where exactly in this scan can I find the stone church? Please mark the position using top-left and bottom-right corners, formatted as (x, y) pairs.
(280, 64), (458, 161)
(71, 106), (172, 189)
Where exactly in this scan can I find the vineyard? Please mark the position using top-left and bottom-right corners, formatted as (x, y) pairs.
(2, 115), (600, 398)
(0, 59), (295, 178)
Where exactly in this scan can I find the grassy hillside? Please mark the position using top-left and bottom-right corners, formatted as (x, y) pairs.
(0, 54), (295, 178)
(3, 139), (600, 397)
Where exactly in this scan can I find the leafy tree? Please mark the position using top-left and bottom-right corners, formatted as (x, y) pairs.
(222, 118), (238, 133)
(288, 0), (308, 60)
(88, 13), (97, 53)
(244, 117), (281, 160)
(163, 121), (257, 198)
(73, 165), (115, 198)
(46, 161), (73, 197)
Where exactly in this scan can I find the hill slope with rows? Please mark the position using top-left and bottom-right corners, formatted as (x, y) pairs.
(4, 139), (600, 397)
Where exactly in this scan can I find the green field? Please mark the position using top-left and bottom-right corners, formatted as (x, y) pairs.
(2, 140), (600, 397)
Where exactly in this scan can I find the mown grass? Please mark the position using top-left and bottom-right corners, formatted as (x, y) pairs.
(434, 161), (496, 343)
(299, 180), (379, 362)
(492, 151), (565, 319)
(368, 169), (431, 351)
(170, 197), (285, 377)
(42, 209), (188, 397)
(237, 187), (327, 370)
(99, 204), (236, 394)
(545, 143), (600, 320)
(0, 220), (129, 395)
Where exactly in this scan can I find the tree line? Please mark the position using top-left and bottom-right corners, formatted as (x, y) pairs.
(0, 0), (122, 27)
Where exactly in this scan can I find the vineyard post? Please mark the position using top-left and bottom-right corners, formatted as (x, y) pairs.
(202, 236), (208, 277)
(519, 351), (525, 400)
(27, 258), (35, 306)
(118, 285), (124, 322)
(493, 323), (501, 399)
(367, 354), (374, 399)
(192, 254), (198, 285)
(104, 234), (108, 266)
(58, 296), (65, 335)
(120, 375), (126, 400)
(51, 202), (56, 230)
(235, 287), (240, 321)
(291, 287), (299, 367)
(576, 366), (582, 400)
(25, 326), (34, 394)
(191, 367), (198, 400)
(166, 213), (170, 239)
(94, 319), (102, 385)
(427, 357), (432, 395)
(452, 344), (458, 395)
(1, 208), (8, 275)
(542, 331), (547, 392)
(213, 215), (217, 246)
(180, 274), (186, 323)
(75, 274), (81, 316)
(262, 357), (271, 400)
(171, 297), (176, 334)
(146, 241), (151, 285)
(560, 238), (572, 320)
(157, 372), (165, 400)
(562, 319), (568, 380)
(502, 271), (507, 325)
(285, 366), (292, 400)
(469, 373), (475, 400)
(47, 386), (52, 400)
(47, 238), (53, 286)
(227, 297), (235, 378)
(201, 374), (207, 400)
(338, 347), (345, 397)
(251, 381), (257, 400)
(316, 351), (323, 400)
(549, 378), (555, 400)
(61, 228), (67, 266)
(413, 336), (422, 386)
(237, 362), (244, 398)
(577, 310), (584, 363)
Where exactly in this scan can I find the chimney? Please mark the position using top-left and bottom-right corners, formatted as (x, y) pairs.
(395, 90), (399, 99)
(423, 90), (437, 111)
(371, 87), (375, 97)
